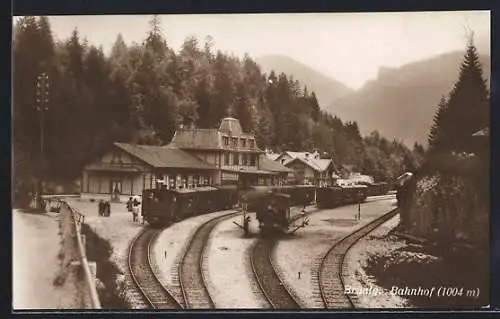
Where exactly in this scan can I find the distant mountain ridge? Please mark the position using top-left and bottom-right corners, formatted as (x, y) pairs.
(255, 54), (354, 107)
(326, 50), (491, 147)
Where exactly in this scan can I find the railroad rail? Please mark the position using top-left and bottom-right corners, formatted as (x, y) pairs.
(250, 238), (301, 309)
(318, 208), (399, 308)
(128, 227), (183, 309)
(179, 212), (237, 309)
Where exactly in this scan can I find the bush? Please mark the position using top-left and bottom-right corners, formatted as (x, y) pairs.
(82, 224), (129, 308)
(399, 152), (489, 247)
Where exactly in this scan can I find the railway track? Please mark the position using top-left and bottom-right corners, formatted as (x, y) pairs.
(179, 212), (237, 309)
(128, 227), (183, 309)
(251, 238), (301, 309)
(318, 208), (399, 308)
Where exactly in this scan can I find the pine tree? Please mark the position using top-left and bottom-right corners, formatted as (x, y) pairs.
(145, 15), (167, 57)
(436, 36), (489, 154)
(234, 82), (254, 132)
(309, 92), (321, 122)
(428, 96), (449, 151)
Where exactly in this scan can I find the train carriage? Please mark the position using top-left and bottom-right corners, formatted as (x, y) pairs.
(365, 182), (390, 196)
(316, 184), (368, 208)
(341, 184), (368, 204)
(142, 186), (219, 227)
(216, 185), (239, 210)
(316, 186), (344, 208)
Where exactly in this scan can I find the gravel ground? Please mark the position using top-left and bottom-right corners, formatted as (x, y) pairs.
(202, 212), (268, 308)
(13, 209), (81, 309)
(272, 198), (397, 308)
(65, 198), (145, 308)
(343, 213), (409, 308)
(65, 199), (143, 275)
(151, 209), (236, 307)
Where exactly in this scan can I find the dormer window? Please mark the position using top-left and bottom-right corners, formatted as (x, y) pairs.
(241, 138), (246, 147)
(223, 136), (229, 146)
(249, 139), (255, 148)
(231, 138), (238, 147)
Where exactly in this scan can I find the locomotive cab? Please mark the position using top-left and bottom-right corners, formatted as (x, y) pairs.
(255, 192), (291, 235)
(142, 189), (177, 227)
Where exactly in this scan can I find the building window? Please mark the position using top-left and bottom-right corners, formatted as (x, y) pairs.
(233, 152), (239, 165)
(165, 175), (171, 189)
(250, 154), (256, 166)
(241, 138), (246, 147)
(224, 152), (230, 165)
(194, 175), (200, 187)
(111, 151), (122, 164)
(199, 175), (208, 186)
(223, 136), (229, 146)
(242, 153), (248, 166)
(232, 138), (238, 147)
(249, 139), (255, 148)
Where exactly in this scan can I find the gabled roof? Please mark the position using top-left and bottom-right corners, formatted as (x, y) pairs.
(266, 152), (281, 161)
(259, 156), (293, 173)
(281, 151), (311, 159)
(114, 142), (217, 170)
(285, 157), (334, 173)
(170, 129), (223, 150)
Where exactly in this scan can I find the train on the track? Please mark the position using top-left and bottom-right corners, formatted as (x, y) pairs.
(141, 182), (388, 228)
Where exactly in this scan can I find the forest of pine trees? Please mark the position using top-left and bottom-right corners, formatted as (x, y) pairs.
(13, 16), (423, 199)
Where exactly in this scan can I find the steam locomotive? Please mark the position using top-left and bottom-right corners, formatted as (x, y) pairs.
(141, 184), (315, 227)
(141, 182), (382, 228)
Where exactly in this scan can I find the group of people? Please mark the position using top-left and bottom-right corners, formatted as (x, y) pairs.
(127, 196), (142, 223)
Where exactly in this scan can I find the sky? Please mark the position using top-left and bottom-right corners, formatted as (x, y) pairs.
(14, 11), (490, 90)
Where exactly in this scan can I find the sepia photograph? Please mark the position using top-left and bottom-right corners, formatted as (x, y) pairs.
(12, 11), (490, 310)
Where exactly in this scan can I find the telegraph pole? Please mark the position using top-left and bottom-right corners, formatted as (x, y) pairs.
(35, 72), (49, 211)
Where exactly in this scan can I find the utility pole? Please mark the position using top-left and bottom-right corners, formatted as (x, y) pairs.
(35, 72), (49, 211)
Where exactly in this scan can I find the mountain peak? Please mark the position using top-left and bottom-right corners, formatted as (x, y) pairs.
(255, 54), (353, 107)
(327, 50), (491, 147)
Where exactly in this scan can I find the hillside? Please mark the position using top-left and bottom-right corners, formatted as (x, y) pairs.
(255, 54), (354, 107)
(326, 51), (491, 147)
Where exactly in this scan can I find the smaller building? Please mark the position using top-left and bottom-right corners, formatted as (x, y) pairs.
(274, 151), (337, 187)
(275, 150), (321, 165)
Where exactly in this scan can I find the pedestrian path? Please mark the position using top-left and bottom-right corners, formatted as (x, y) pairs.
(12, 209), (80, 309)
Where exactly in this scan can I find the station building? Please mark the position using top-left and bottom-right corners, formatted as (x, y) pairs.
(80, 117), (291, 201)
